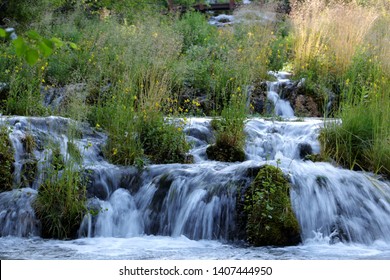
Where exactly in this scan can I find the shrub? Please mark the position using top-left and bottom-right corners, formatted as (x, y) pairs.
(139, 113), (190, 164)
(0, 125), (14, 192)
(34, 163), (86, 239)
(207, 94), (247, 162)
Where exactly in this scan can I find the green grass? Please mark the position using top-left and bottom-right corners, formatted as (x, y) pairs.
(0, 125), (14, 192)
(34, 161), (87, 239)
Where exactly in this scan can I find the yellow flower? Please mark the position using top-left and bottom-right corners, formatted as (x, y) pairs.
(112, 148), (118, 156)
(95, 123), (101, 129)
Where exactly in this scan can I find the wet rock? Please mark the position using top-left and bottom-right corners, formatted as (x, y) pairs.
(298, 142), (313, 159)
(206, 143), (245, 162)
(249, 81), (272, 115)
(279, 78), (323, 117)
(41, 83), (87, 112)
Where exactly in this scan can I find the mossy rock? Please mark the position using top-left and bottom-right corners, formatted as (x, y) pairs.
(0, 126), (14, 192)
(243, 165), (301, 246)
(206, 143), (245, 162)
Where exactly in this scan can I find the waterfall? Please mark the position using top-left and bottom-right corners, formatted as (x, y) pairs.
(266, 71), (295, 118)
(2, 114), (390, 251)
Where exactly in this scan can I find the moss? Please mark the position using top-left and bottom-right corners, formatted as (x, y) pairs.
(206, 143), (245, 162)
(0, 126), (14, 192)
(243, 165), (301, 246)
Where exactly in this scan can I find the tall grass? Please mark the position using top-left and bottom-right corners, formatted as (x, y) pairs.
(290, 0), (377, 87)
(299, 0), (390, 177)
(34, 160), (86, 239)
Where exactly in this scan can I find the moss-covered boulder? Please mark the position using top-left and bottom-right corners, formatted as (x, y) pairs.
(0, 126), (14, 192)
(206, 143), (245, 162)
(243, 165), (301, 246)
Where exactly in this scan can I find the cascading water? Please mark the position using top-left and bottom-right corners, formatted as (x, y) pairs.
(266, 71), (295, 118)
(1, 97), (390, 259)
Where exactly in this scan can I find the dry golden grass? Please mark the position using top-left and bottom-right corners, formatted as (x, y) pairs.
(290, 0), (378, 77)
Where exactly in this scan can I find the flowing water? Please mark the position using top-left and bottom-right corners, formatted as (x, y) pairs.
(1, 75), (390, 260)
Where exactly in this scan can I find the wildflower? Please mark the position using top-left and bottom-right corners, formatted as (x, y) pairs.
(247, 32), (254, 37)
(95, 123), (101, 129)
(112, 148), (118, 156)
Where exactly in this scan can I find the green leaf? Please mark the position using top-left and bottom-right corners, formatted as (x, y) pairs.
(39, 41), (53, 57)
(26, 49), (39, 65)
(43, 38), (54, 49)
(51, 37), (64, 48)
(68, 42), (78, 50)
(13, 37), (27, 57)
(0, 28), (6, 38)
(27, 30), (41, 41)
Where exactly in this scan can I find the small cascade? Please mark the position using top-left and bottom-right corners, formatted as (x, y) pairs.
(267, 71), (295, 118)
(0, 188), (39, 237)
(1, 114), (390, 252)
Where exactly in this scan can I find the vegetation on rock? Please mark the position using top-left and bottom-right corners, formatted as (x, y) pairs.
(243, 165), (301, 246)
(0, 126), (14, 192)
(34, 162), (86, 239)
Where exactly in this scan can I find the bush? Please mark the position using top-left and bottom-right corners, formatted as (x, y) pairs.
(34, 163), (86, 239)
(0, 126), (14, 192)
(0, 0), (65, 27)
(139, 114), (190, 164)
(243, 165), (301, 246)
(207, 94), (247, 162)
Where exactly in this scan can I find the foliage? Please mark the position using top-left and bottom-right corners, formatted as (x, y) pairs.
(0, 0), (65, 27)
(290, 0), (390, 176)
(319, 51), (390, 177)
(139, 114), (190, 164)
(0, 125), (14, 192)
(207, 94), (247, 162)
(34, 162), (86, 239)
(244, 164), (300, 246)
